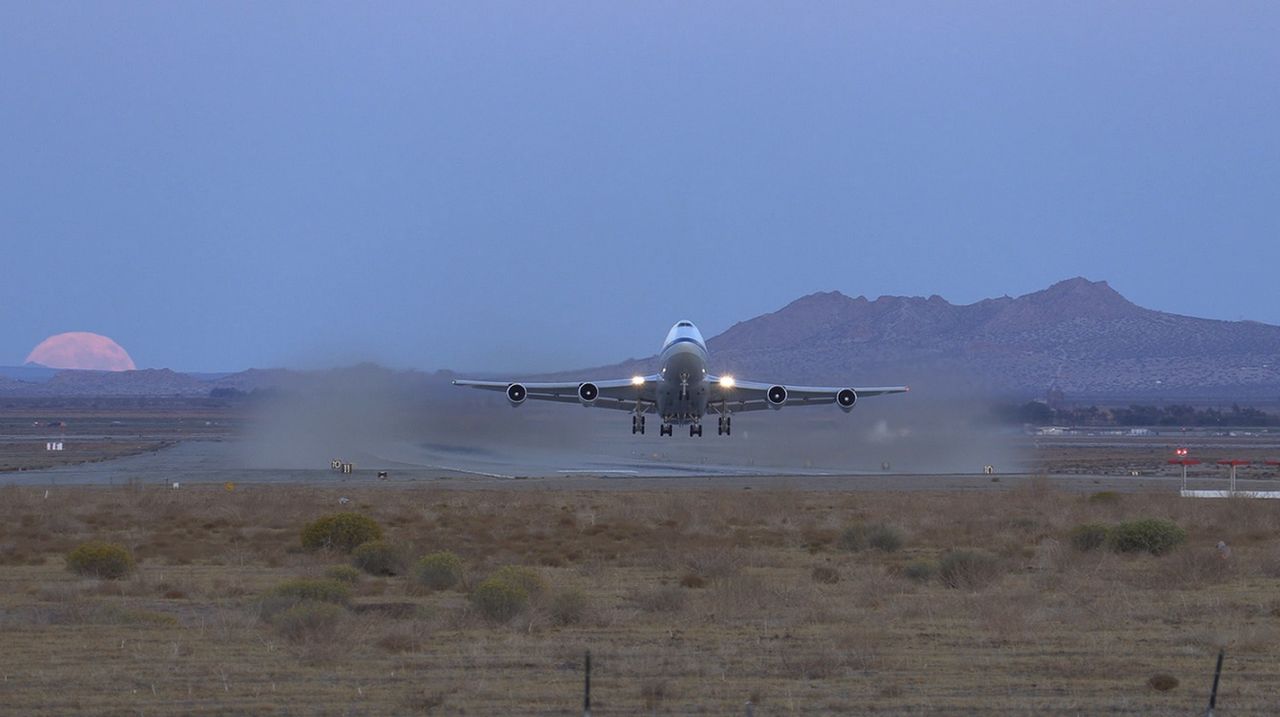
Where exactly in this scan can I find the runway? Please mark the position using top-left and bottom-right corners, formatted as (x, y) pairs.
(4, 437), (1270, 495)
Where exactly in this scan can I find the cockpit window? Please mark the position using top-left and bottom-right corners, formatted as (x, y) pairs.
(676, 321), (693, 327)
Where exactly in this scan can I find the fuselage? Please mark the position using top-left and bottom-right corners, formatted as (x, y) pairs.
(656, 321), (709, 424)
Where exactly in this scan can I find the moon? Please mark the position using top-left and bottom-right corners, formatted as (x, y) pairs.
(25, 332), (137, 371)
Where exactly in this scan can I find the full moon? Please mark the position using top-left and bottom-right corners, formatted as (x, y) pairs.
(25, 332), (137, 371)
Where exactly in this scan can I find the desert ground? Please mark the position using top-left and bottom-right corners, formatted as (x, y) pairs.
(2, 399), (1280, 714)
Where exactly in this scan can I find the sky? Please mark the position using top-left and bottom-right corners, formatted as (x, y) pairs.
(2, 2), (1277, 372)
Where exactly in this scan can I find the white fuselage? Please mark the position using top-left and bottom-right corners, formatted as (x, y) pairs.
(656, 322), (709, 424)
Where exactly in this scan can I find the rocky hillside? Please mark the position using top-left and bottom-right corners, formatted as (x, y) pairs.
(574, 278), (1280, 400)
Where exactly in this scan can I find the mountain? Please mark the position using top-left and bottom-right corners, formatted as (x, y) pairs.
(3, 278), (1278, 400)
(571, 278), (1280, 400)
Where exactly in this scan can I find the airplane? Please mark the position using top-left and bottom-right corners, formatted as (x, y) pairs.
(453, 320), (909, 437)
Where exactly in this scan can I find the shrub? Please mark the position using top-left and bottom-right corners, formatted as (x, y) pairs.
(1069, 523), (1111, 552)
(837, 524), (867, 552)
(679, 573), (706, 589)
(1108, 518), (1186, 555)
(269, 578), (352, 604)
(65, 541), (136, 580)
(261, 578), (350, 619)
(488, 565), (547, 598)
(634, 586), (686, 613)
(300, 512), (383, 553)
(272, 600), (345, 642)
(682, 549), (741, 580)
(470, 578), (529, 622)
(548, 588), (588, 626)
(868, 524), (905, 552)
(1148, 673), (1179, 691)
(902, 559), (937, 583)
(938, 549), (1001, 590)
(413, 551), (464, 590)
(351, 540), (407, 576)
(811, 566), (840, 584)
(324, 565), (361, 584)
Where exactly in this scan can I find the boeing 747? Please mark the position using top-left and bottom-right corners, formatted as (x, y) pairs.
(453, 321), (908, 437)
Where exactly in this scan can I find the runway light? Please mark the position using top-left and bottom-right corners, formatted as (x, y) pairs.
(719, 376), (735, 388)
(631, 375), (645, 386)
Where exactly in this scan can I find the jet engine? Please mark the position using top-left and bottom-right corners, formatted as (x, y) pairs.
(577, 382), (599, 406)
(836, 388), (858, 412)
(766, 385), (788, 409)
(506, 383), (528, 406)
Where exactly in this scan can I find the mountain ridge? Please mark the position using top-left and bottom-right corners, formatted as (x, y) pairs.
(3, 278), (1278, 400)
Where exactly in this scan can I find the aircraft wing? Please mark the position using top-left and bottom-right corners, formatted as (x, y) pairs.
(452, 376), (662, 412)
(705, 376), (909, 413)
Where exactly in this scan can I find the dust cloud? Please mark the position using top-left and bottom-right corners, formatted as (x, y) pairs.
(237, 365), (595, 468)
(237, 364), (1025, 476)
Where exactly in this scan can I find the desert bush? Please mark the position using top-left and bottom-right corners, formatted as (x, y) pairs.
(269, 578), (351, 604)
(272, 600), (345, 643)
(65, 541), (135, 579)
(1109, 518), (1186, 555)
(488, 565), (547, 598)
(679, 573), (706, 589)
(682, 549), (742, 580)
(867, 524), (905, 552)
(634, 585), (686, 613)
(469, 578), (529, 622)
(350, 540), (407, 576)
(300, 512), (383, 553)
(640, 679), (670, 712)
(836, 524), (867, 552)
(1150, 546), (1234, 588)
(1148, 673), (1179, 691)
(902, 559), (937, 583)
(413, 551), (464, 590)
(548, 588), (589, 626)
(1069, 523), (1111, 552)
(261, 578), (350, 619)
(324, 565), (361, 584)
(464, 565), (546, 622)
(811, 566), (840, 584)
(938, 549), (1001, 589)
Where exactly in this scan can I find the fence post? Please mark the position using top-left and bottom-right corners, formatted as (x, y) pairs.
(1206, 648), (1224, 716)
(744, 699), (755, 716)
(583, 650), (591, 717)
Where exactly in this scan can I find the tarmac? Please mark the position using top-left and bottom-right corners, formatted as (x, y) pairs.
(3, 437), (1271, 495)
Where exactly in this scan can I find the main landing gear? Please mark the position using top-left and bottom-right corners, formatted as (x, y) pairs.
(659, 423), (673, 437)
(717, 415), (732, 436)
(690, 423), (703, 437)
(631, 414), (646, 434)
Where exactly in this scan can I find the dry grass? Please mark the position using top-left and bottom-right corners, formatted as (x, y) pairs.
(1, 483), (1279, 713)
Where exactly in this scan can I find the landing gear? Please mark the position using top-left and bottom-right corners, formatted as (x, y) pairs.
(659, 423), (673, 437)
(690, 423), (703, 438)
(717, 415), (732, 436)
(631, 415), (646, 435)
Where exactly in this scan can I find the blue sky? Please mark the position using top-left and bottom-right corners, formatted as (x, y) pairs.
(2, 2), (1277, 372)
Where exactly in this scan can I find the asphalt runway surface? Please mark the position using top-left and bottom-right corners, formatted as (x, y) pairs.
(4, 437), (1272, 495)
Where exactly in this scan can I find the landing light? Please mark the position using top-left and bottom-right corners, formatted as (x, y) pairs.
(631, 376), (646, 386)
(719, 376), (735, 388)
